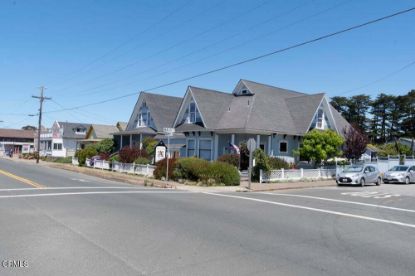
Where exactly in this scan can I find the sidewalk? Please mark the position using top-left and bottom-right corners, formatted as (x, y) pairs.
(1, 156), (335, 192)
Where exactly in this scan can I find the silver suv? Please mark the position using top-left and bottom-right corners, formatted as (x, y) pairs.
(337, 165), (381, 186)
(383, 165), (415, 184)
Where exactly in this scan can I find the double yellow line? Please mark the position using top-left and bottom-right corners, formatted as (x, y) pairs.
(0, 169), (45, 189)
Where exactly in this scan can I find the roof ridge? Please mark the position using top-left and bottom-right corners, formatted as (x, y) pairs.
(241, 79), (306, 96)
(141, 91), (182, 99)
(188, 85), (231, 96)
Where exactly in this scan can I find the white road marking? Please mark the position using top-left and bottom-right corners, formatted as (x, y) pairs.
(341, 191), (400, 199)
(203, 192), (415, 229)
(259, 192), (415, 213)
(71, 178), (90, 183)
(0, 190), (191, 199)
(0, 186), (160, 192)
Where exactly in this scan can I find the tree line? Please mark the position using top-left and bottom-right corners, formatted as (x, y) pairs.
(330, 90), (415, 144)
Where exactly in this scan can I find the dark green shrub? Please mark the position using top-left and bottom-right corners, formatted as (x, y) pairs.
(218, 154), (240, 168)
(204, 161), (240, 186)
(239, 143), (249, 170)
(142, 137), (158, 157)
(173, 157), (209, 181)
(268, 157), (290, 169)
(95, 138), (115, 154)
(134, 157), (150, 165)
(154, 158), (177, 180)
(252, 149), (270, 181)
(75, 145), (97, 166)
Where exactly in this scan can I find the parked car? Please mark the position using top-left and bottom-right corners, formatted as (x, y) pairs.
(336, 164), (381, 186)
(383, 165), (415, 184)
(88, 155), (102, 166)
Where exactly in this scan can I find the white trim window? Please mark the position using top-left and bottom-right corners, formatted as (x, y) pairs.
(187, 139), (196, 157)
(137, 103), (151, 127)
(184, 100), (202, 124)
(279, 141), (288, 153)
(316, 109), (325, 129)
(53, 143), (63, 150)
(199, 139), (212, 161)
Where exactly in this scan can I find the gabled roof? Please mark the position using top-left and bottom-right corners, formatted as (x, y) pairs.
(127, 92), (182, 132)
(176, 79), (350, 135)
(188, 86), (233, 129)
(86, 124), (120, 140)
(57, 122), (91, 139)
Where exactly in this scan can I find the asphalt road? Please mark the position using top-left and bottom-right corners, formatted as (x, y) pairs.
(1, 158), (415, 275)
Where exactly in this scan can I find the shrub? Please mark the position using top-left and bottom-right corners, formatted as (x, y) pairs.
(142, 137), (158, 157)
(252, 149), (270, 181)
(218, 154), (239, 168)
(153, 158), (177, 180)
(173, 157), (209, 181)
(134, 157), (150, 165)
(204, 161), (240, 186)
(268, 157), (290, 170)
(95, 138), (115, 154)
(52, 157), (72, 163)
(119, 146), (148, 163)
(75, 145), (97, 166)
(239, 143), (249, 170)
(109, 154), (120, 162)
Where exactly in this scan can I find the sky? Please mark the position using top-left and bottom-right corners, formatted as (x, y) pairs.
(0, 0), (414, 129)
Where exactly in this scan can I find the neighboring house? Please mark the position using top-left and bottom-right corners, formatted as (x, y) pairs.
(361, 144), (380, 161)
(118, 79), (350, 163)
(80, 123), (123, 148)
(39, 121), (91, 157)
(0, 128), (35, 155)
(113, 92), (186, 156)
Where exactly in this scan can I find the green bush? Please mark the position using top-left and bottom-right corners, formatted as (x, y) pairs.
(142, 137), (158, 157)
(203, 161), (240, 186)
(94, 138), (115, 154)
(75, 145), (97, 166)
(153, 158), (176, 180)
(268, 157), (290, 170)
(134, 157), (150, 165)
(109, 154), (120, 162)
(218, 154), (240, 168)
(171, 157), (240, 186)
(173, 157), (209, 181)
(252, 149), (270, 182)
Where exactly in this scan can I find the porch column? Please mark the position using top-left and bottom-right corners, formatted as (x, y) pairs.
(231, 134), (235, 145)
(129, 134), (132, 149)
(256, 134), (260, 149)
(214, 134), (219, 160)
(268, 135), (272, 156)
(139, 133), (143, 149)
(120, 135), (123, 150)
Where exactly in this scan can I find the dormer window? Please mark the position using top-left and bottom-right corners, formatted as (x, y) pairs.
(184, 100), (201, 124)
(75, 128), (86, 135)
(137, 102), (151, 127)
(241, 89), (248, 95)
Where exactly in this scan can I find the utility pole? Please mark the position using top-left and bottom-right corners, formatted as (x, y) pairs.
(32, 86), (51, 164)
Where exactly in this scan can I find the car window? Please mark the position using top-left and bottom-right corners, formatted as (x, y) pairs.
(389, 166), (409, 171)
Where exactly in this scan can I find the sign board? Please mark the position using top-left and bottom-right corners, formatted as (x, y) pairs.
(163, 128), (175, 137)
(22, 144), (30, 154)
(247, 138), (256, 152)
(154, 141), (167, 163)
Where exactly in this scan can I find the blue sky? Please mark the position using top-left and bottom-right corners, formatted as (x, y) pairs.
(0, 0), (414, 128)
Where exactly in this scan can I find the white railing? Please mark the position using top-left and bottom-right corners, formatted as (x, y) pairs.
(260, 168), (337, 183)
(72, 157), (79, 166)
(111, 161), (155, 177)
(82, 159), (155, 177)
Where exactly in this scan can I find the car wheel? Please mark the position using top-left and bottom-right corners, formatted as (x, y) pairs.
(376, 177), (381, 186)
(360, 178), (365, 187)
(405, 177), (410, 185)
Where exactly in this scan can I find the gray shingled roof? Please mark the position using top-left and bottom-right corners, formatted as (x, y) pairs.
(178, 79), (350, 136)
(88, 124), (120, 139)
(58, 122), (91, 139)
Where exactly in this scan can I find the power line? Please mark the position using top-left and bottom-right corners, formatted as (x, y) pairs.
(49, 0), (193, 88)
(339, 59), (415, 96)
(44, 6), (415, 114)
(67, 0), (311, 98)
(51, 0), (272, 95)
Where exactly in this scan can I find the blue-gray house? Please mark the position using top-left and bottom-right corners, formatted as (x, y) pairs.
(115, 80), (350, 163)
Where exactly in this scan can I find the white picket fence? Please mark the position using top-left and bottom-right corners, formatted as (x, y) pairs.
(260, 168), (337, 183)
(79, 158), (155, 177)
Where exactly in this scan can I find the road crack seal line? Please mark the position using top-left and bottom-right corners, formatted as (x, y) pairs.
(0, 169), (45, 189)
